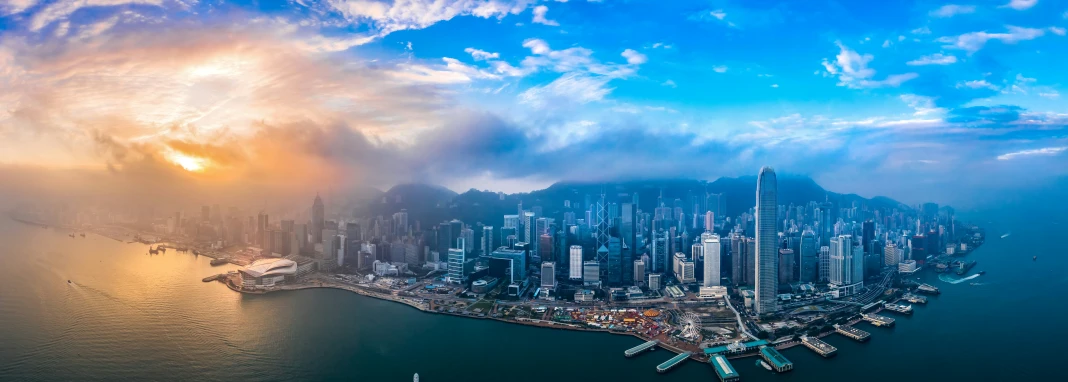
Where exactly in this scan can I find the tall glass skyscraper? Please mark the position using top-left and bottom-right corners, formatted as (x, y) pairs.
(755, 166), (779, 315)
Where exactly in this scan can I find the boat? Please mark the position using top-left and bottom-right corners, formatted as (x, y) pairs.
(1001, 233), (1010, 239)
(210, 258), (229, 266)
(916, 283), (941, 295)
(757, 360), (772, 371)
(67, 280), (71, 284)
(414, 373), (419, 382)
(884, 303), (914, 315)
(1033, 256), (1037, 261)
(955, 260), (977, 276)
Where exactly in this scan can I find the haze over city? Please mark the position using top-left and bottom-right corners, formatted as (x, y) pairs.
(2, 0), (1067, 210)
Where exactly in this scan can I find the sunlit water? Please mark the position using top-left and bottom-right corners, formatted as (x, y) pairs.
(0, 206), (1063, 381)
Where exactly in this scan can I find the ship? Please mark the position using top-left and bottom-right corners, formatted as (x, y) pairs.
(955, 260), (977, 276)
(413, 373), (419, 382)
(210, 258), (229, 266)
(79, 233), (85, 237)
(916, 283), (940, 295)
(883, 303), (913, 315)
(757, 360), (772, 371)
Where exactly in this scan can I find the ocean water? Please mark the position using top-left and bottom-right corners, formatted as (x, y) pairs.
(0, 205), (1063, 381)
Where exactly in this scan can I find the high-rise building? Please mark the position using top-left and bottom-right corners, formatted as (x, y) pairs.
(884, 242), (899, 266)
(755, 166), (779, 315)
(583, 261), (600, 286)
(829, 235), (864, 296)
(704, 211), (714, 232)
(730, 233), (746, 285)
(447, 248), (465, 284)
(312, 194), (324, 244)
(819, 245), (831, 282)
(648, 273), (661, 291)
(569, 245), (583, 280)
(633, 259), (645, 285)
(702, 233), (721, 287)
(652, 229), (668, 273)
(778, 248), (795, 285)
(800, 229), (818, 283)
(481, 225), (494, 257)
(621, 203), (636, 284)
(540, 262), (556, 289)
(607, 237), (622, 285)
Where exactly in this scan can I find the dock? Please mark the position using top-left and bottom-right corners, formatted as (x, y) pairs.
(703, 339), (769, 355)
(916, 283), (940, 295)
(860, 313), (896, 327)
(758, 346), (793, 372)
(624, 340), (659, 357)
(656, 351), (692, 373)
(883, 303), (914, 315)
(835, 324), (871, 342)
(800, 336), (838, 357)
(709, 354), (740, 382)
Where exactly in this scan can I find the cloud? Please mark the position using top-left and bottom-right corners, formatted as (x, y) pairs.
(821, 42), (918, 89)
(661, 79), (676, 88)
(27, 0), (165, 32)
(651, 42), (672, 49)
(997, 147), (1067, 160)
(532, 5), (559, 26)
(326, 0), (536, 36)
(938, 26), (1048, 53)
(712, 65), (728, 73)
(906, 53), (958, 66)
(1050, 27), (1066, 36)
(621, 49), (647, 65)
(1039, 91), (1060, 98)
(957, 79), (1001, 91)
(464, 47), (500, 61)
(518, 73), (613, 108)
(710, 9), (727, 20)
(1001, 0), (1037, 10)
(900, 94), (945, 116)
(1, 0), (40, 16)
(930, 4), (976, 18)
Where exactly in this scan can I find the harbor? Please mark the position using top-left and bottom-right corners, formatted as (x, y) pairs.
(835, 325), (871, 342)
(883, 303), (914, 315)
(758, 347), (793, 373)
(800, 336), (838, 357)
(860, 313), (896, 327)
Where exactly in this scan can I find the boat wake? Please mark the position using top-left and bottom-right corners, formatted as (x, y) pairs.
(938, 273), (980, 284)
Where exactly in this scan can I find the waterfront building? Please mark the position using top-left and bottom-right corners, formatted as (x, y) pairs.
(575, 289), (595, 302)
(698, 286), (727, 299)
(702, 233), (721, 286)
(884, 243), (898, 266)
(569, 245), (583, 280)
(447, 248), (465, 284)
(488, 247), (526, 284)
(239, 258), (297, 288)
(471, 276), (499, 294)
(583, 261), (600, 287)
(633, 259), (645, 285)
(648, 273), (661, 291)
(755, 166), (779, 315)
(898, 260), (918, 273)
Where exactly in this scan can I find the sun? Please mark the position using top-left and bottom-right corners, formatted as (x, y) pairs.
(166, 151), (209, 172)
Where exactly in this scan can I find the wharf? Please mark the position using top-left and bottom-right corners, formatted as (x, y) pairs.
(709, 354), (740, 382)
(860, 313), (896, 327)
(835, 324), (871, 342)
(656, 351), (692, 373)
(758, 346), (793, 372)
(800, 336), (837, 357)
(902, 294), (928, 304)
(624, 340), (659, 357)
(916, 283), (941, 295)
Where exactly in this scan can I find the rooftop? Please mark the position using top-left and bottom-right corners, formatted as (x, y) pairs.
(760, 347), (792, 368)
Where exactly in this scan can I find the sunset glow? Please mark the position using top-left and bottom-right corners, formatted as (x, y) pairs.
(167, 151), (208, 173)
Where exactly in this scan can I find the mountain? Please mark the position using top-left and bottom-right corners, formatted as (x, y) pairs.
(361, 175), (909, 229)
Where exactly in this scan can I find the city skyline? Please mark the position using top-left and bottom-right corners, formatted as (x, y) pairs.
(2, 0), (1068, 209)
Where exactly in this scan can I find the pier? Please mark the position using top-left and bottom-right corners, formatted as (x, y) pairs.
(800, 336), (837, 357)
(860, 313), (896, 327)
(916, 283), (940, 295)
(709, 354), (740, 382)
(624, 340), (659, 357)
(835, 324), (871, 342)
(883, 303), (914, 315)
(758, 346), (793, 372)
(656, 351), (692, 373)
(703, 339), (769, 356)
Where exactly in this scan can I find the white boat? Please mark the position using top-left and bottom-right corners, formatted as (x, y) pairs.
(413, 373), (419, 382)
(1000, 233), (1010, 239)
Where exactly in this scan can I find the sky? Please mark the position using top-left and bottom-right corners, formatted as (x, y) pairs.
(0, 0), (1066, 207)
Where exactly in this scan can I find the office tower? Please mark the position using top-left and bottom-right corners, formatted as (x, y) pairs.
(862, 220), (875, 251)
(730, 233), (746, 285)
(522, 212), (534, 244)
(538, 233), (553, 262)
(678, 258), (696, 284)
(393, 210), (408, 236)
(621, 203), (636, 284)
(437, 221), (453, 254)
(633, 259), (645, 285)
(556, 229), (568, 274)
(778, 249), (795, 285)
(312, 194), (324, 244)
(488, 247), (526, 284)
(704, 211), (714, 232)
(702, 233), (721, 287)
(652, 229), (668, 273)
(541, 262), (556, 289)
(800, 229), (818, 283)
(569, 245), (583, 280)
(819, 202), (833, 246)
(607, 237), (622, 285)
(755, 166), (779, 315)
(746, 238), (756, 285)
(462, 228), (474, 255)
(201, 205), (210, 222)
(447, 248), (465, 284)
(583, 261), (600, 286)
(337, 234), (346, 267)
(256, 212), (268, 248)
(819, 246), (830, 282)
(594, 193), (609, 276)
(648, 273), (661, 291)
(829, 235), (863, 296)
(481, 225), (494, 256)
(884, 242), (898, 266)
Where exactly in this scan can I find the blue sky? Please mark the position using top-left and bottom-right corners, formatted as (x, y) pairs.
(0, 0), (1066, 205)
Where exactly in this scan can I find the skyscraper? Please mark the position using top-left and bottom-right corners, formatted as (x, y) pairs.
(312, 194), (325, 244)
(800, 229), (818, 283)
(621, 202), (636, 284)
(702, 233), (721, 287)
(755, 166), (779, 315)
(569, 245), (583, 280)
(633, 259), (645, 285)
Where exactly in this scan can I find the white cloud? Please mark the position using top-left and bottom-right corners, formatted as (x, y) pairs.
(391, 57), (502, 84)
(662, 79), (676, 88)
(712, 65), (728, 73)
(522, 38), (551, 55)
(1, 0), (40, 16)
(770, 84), (779, 88)
(930, 4), (976, 18)
(518, 72), (612, 108)
(1001, 0), (1037, 10)
(464, 47), (499, 61)
(939, 25), (1047, 53)
(621, 49), (647, 65)
(327, 0), (536, 36)
(821, 42), (918, 89)
(912, 26), (931, 35)
(997, 146), (1067, 161)
(29, 0), (164, 31)
(900, 94), (945, 116)
(651, 42), (672, 49)
(1050, 27), (1066, 36)
(1039, 90), (1060, 98)
(882, 39), (891, 48)
(906, 53), (958, 66)
(532, 5), (559, 26)
(710, 9), (726, 20)
(957, 79), (1001, 91)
